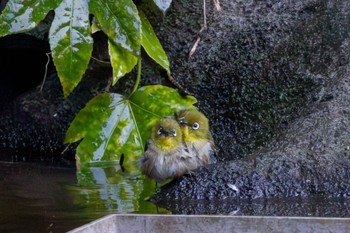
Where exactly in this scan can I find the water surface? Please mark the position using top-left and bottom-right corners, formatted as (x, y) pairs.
(0, 162), (161, 233)
(1, 161), (350, 233)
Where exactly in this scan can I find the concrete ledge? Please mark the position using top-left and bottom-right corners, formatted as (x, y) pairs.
(68, 214), (350, 233)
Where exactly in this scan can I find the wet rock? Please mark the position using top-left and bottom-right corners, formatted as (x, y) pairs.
(146, 0), (350, 206)
(150, 67), (350, 204)
(141, 0), (350, 160)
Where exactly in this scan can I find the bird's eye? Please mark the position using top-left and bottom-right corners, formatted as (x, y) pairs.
(171, 129), (177, 137)
(157, 128), (162, 135)
(192, 122), (200, 130)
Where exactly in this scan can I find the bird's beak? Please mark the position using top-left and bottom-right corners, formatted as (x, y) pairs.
(159, 128), (176, 137)
(159, 128), (169, 136)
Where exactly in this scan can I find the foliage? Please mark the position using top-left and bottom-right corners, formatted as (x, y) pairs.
(65, 85), (197, 168)
(0, 0), (193, 170)
(0, 0), (171, 97)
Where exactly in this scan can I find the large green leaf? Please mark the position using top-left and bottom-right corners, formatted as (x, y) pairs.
(0, 0), (170, 98)
(0, 0), (61, 36)
(65, 93), (137, 168)
(109, 40), (138, 85)
(89, 0), (141, 56)
(65, 85), (197, 169)
(49, 0), (93, 98)
(140, 12), (170, 74)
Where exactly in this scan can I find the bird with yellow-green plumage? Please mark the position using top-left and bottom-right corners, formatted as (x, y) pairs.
(176, 109), (216, 166)
(139, 109), (216, 183)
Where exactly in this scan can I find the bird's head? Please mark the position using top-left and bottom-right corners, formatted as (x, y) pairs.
(176, 109), (210, 142)
(150, 117), (182, 151)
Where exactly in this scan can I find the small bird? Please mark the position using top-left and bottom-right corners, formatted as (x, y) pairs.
(139, 117), (200, 183)
(176, 109), (216, 165)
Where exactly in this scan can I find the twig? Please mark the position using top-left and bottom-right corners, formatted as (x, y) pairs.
(213, 0), (222, 13)
(203, 0), (207, 30)
(40, 52), (51, 95)
(91, 55), (111, 65)
(188, 0), (222, 58)
(189, 37), (202, 58)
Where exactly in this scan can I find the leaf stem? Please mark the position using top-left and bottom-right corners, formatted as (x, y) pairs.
(131, 57), (142, 95)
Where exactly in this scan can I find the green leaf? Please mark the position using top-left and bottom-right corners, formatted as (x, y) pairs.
(89, 0), (141, 56)
(49, 0), (93, 98)
(109, 40), (138, 85)
(65, 85), (197, 169)
(140, 12), (170, 73)
(0, 0), (62, 37)
(65, 93), (138, 168)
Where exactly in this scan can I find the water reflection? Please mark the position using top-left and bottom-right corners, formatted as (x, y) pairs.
(0, 162), (166, 233)
(69, 161), (161, 214)
(153, 196), (350, 217)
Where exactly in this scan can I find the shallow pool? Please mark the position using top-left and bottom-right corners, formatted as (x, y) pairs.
(1, 161), (350, 233)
